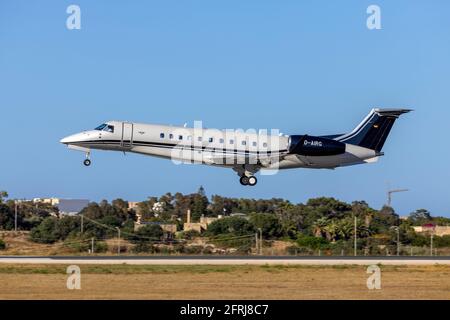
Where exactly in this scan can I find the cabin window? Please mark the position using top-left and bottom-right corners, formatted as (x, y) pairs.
(229, 139), (234, 145)
(198, 136), (202, 142)
(169, 134), (174, 140)
(241, 141), (247, 146)
(219, 138), (224, 144)
(252, 141), (257, 147)
(179, 135), (183, 140)
(263, 142), (268, 148)
(160, 133), (165, 139)
(187, 136), (192, 141)
(209, 138), (214, 143)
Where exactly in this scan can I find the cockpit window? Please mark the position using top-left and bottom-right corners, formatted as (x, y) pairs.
(95, 124), (107, 131)
(94, 124), (114, 133)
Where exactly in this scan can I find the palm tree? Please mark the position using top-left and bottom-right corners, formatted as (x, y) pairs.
(336, 219), (354, 240)
(312, 217), (329, 238)
(324, 220), (339, 242)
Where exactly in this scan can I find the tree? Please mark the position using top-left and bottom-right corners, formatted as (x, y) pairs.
(297, 234), (329, 250)
(191, 188), (209, 221)
(323, 220), (339, 242)
(0, 203), (14, 230)
(197, 186), (206, 197)
(249, 213), (283, 238)
(0, 191), (8, 203)
(210, 195), (226, 216)
(207, 217), (255, 236)
(112, 199), (129, 214)
(306, 197), (352, 219)
(30, 217), (60, 243)
(56, 216), (80, 239)
(130, 224), (163, 244)
(409, 209), (432, 225)
(312, 217), (329, 238)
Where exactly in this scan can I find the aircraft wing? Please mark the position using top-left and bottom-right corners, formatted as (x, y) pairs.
(203, 152), (286, 168)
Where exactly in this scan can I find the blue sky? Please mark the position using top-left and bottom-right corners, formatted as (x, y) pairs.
(1, 0), (449, 216)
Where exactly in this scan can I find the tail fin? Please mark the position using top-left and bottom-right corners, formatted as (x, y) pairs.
(335, 108), (412, 152)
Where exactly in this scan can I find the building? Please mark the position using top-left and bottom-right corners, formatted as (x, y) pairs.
(33, 198), (89, 215)
(56, 199), (89, 215)
(128, 202), (140, 211)
(134, 222), (177, 240)
(230, 213), (248, 219)
(413, 225), (450, 237)
(33, 198), (58, 206)
(134, 222), (177, 232)
(183, 210), (223, 233)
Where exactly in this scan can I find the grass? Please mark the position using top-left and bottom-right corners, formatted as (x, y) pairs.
(1, 264), (449, 299)
(1, 263), (448, 275)
(0, 264), (249, 275)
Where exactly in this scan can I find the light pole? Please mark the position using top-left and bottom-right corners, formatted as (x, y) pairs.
(430, 233), (434, 257)
(397, 227), (400, 256)
(354, 216), (357, 257)
(391, 226), (400, 256)
(258, 228), (263, 255)
(14, 201), (18, 232)
(255, 232), (259, 255)
(116, 227), (121, 255)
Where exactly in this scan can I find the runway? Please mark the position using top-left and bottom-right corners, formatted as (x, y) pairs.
(1, 256), (450, 265)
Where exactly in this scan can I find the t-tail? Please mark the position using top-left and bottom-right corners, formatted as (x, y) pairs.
(333, 108), (412, 152)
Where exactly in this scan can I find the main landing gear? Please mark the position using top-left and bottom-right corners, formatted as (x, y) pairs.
(240, 175), (258, 186)
(234, 165), (259, 187)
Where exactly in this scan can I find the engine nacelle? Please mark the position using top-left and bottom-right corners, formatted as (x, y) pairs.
(288, 135), (346, 156)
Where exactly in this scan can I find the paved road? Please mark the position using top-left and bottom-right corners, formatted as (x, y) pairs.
(1, 256), (450, 265)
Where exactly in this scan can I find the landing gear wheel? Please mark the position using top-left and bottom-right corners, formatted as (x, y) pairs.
(240, 176), (249, 186)
(248, 176), (258, 186)
(83, 159), (92, 167)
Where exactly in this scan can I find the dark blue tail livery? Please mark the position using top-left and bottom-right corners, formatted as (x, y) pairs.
(333, 108), (411, 152)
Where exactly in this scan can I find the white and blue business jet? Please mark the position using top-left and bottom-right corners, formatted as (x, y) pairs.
(60, 108), (411, 186)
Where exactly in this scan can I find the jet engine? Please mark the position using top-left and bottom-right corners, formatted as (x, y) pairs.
(288, 135), (346, 156)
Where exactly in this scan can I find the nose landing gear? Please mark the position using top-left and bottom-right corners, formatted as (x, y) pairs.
(83, 152), (91, 166)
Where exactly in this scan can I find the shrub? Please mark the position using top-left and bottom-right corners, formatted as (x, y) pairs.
(30, 217), (59, 243)
(286, 245), (316, 256)
(62, 237), (109, 253)
(132, 243), (156, 253)
(183, 245), (203, 255)
(180, 230), (201, 240)
(0, 239), (5, 250)
(249, 213), (283, 238)
(434, 235), (450, 248)
(296, 234), (329, 250)
(207, 217), (255, 236)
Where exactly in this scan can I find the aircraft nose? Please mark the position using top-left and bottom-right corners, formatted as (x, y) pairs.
(60, 134), (80, 144)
